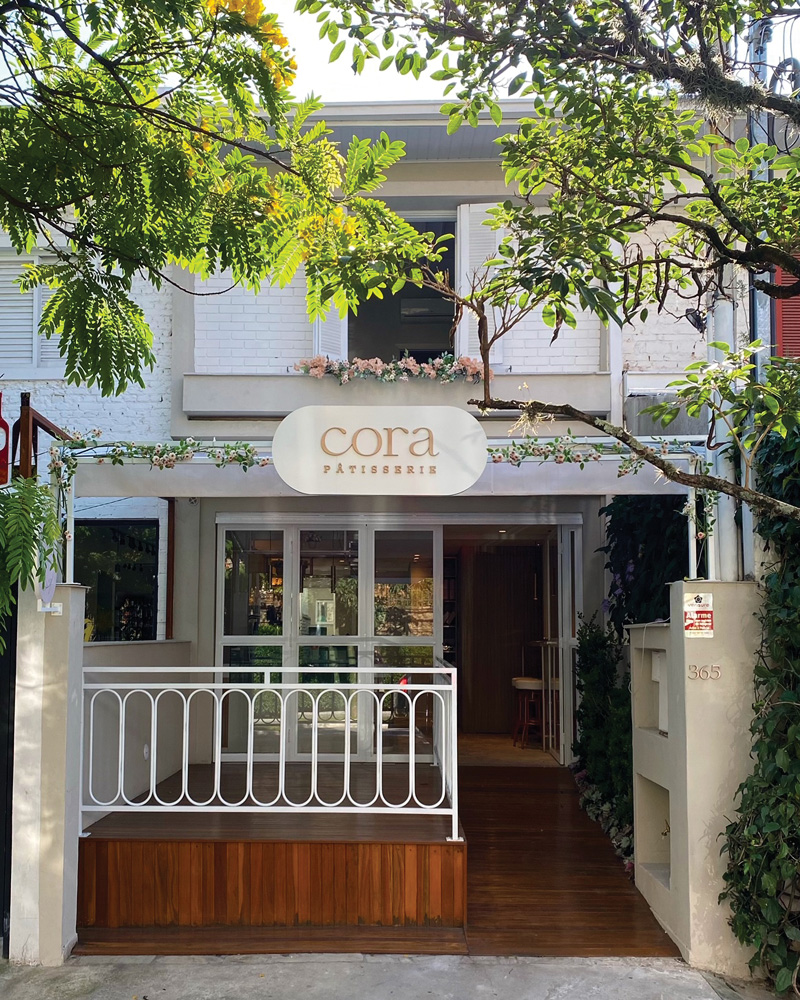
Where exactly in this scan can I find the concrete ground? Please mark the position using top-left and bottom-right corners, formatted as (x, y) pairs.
(0, 955), (773, 1000)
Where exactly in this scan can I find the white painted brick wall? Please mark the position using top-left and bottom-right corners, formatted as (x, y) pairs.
(1, 274), (172, 441)
(620, 224), (708, 372)
(194, 271), (313, 373)
(622, 294), (706, 372)
(2, 275), (173, 640)
(499, 306), (603, 373)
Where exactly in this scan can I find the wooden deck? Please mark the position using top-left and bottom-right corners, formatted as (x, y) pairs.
(461, 766), (677, 957)
(83, 762), (448, 841)
(76, 758), (677, 958)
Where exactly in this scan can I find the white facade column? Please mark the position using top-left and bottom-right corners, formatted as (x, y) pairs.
(630, 581), (760, 977)
(9, 583), (86, 966)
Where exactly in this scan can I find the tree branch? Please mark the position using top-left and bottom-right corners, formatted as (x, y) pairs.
(467, 395), (800, 524)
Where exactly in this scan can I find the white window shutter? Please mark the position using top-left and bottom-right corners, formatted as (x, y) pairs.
(36, 257), (62, 366)
(455, 203), (504, 365)
(0, 258), (35, 368)
(313, 304), (348, 359)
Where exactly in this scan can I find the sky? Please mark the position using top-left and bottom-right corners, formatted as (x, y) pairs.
(270, 1), (450, 103)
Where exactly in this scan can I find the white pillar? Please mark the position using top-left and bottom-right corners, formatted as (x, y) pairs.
(630, 581), (760, 977)
(9, 584), (86, 965)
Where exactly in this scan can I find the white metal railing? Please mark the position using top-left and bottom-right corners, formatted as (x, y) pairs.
(81, 663), (460, 841)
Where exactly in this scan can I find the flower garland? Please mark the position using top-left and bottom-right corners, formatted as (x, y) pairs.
(48, 433), (269, 531)
(294, 352), (490, 385)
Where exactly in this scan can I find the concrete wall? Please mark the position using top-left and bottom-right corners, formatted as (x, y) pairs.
(629, 581), (761, 977)
(81, 641), (192, 820)
(10, 585), (85, 966)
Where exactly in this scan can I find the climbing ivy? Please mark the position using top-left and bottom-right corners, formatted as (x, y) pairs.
(721, 431), (800, 996)
(572, 615), (633, 863)
(599, 496), (690, 637)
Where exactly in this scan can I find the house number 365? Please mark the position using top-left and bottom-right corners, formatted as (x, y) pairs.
(688, 664), (721, 680)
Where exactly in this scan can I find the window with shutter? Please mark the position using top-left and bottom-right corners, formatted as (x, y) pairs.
(0, 253), (64, 375)
(313, 304), (348, 359)
(0, 258), (35, 368)
(776, 267), (800, 359)
(36, 256), (62, 366)
(455, 203), (504, 364)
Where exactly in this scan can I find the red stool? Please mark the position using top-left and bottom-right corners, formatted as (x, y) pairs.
(512, 676), (544, 749)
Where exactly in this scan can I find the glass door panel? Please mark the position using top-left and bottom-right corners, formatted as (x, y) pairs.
(558, 525), (581, 765)
(223, 530), (283, 636)
(373, 646), (434, 757)
(299, 530), (359, 636)
(221, 645), (283, 755)
(544, 532), (561, 758)
(296, 645), (359, 757)
(374, 530), (434, 636)
(374, 646), (438, 804)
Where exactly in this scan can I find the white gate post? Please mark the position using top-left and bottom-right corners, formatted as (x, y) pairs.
(9, 584), (85, 965)
(629, 581), (760, 977)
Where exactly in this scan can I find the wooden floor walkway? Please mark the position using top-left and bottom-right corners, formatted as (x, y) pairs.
(76, 762), (677, 957)
(460, 766), (677, 957)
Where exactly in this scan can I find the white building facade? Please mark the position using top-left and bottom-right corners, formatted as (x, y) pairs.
(3, 101), (757, 970)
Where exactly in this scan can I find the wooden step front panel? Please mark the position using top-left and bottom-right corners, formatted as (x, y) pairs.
(77, 839), (467, 930)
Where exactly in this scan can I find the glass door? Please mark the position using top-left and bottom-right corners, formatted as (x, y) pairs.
(542, 531), (560, 759)
(540, 525), (581, 764)
(373, 528), (438, 762)
(558, 524), (581, 765)
(294, 528), (361, 761)
(219, 529), (286, 757)
(217, 521), (442, 765)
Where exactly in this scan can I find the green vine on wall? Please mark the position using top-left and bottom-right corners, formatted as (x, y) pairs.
(599, 496), (690, 637)
(572, 497), (694, 872)
(721, 431), (800, 996)
(573, 615), (633, 866)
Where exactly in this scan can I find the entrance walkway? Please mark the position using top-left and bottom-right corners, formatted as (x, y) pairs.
(460, 765), (678, 957)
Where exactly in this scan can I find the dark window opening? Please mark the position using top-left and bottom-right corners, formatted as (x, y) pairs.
(75, 520), (159, 641)
(348, 220), (456, 362)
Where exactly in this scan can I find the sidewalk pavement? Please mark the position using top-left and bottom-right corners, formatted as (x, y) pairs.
(0, 955), (774, 1000)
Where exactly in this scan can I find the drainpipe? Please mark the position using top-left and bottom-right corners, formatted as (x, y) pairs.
(708, 282), (741, 582)
(741, 19), (773, 580)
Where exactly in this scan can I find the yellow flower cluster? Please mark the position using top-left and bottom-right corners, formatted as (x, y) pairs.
(259, 19), (295, 88)
(296, 208), (359, 260)
(261, 22), (289, 48)
(269, 60), (296, 90)
(206, 0), (264, 27)
(261, 47), (296, 90)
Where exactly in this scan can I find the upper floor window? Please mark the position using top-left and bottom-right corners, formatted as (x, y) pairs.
(0, 254), (62, 377)
(347, 220), (456, 363)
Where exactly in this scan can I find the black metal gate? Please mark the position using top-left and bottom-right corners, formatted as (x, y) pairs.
(0, 587), (17, 960)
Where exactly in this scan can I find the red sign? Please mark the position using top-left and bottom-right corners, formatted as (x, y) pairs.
(0, 392), (9, 486)
(683, 593), (714, 638)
